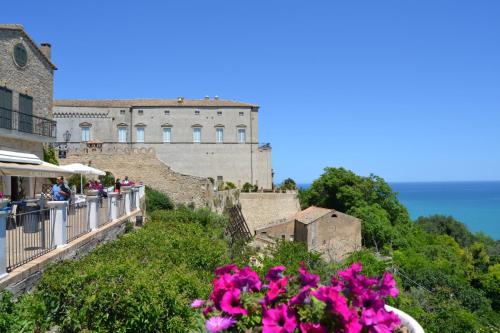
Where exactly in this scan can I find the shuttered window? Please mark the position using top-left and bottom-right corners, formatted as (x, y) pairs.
(19, 94), (33, 133)
(193, 127), (201, 143)
(238, 128), (246, 143)
(216, 128), (224, 143)
(118, 127), (127, 143)
(136, 127), (145, 143)
(81, 127), (90, 141)
(162, 127), (171, 143)
(0, 87), (13, 130)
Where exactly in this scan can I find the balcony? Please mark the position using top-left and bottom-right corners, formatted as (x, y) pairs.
(0, 108), (56, 139)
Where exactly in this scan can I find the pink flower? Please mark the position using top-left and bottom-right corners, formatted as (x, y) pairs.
(205, 316), (236, 333)
(210, 273), (236, 307)
(215, 264), (239, 276)
(265, 265), (286, 282)
(298, 262), (320, 288)
(262, 304), (297, 333)
(311, 286), (351, 322)
(234, 266), (262, 292)
(378, 272), (398, 298)
(289, 286), (312, 306)
(220, 289), (247, 315)
(360, 308), (400, 333)
(191, 299), (205, 308)
(299, 322), (328, 333)
(265, 276), (289, 304)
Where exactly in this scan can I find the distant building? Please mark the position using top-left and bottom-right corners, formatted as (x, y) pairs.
(255, 206), (362, 261)
(0, 24), (57, 198)
(53, 98), (273, 189)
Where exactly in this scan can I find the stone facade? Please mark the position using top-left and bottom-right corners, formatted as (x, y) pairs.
(53, 99), (273, 189)
(239, 192), (301, 234)
(60, 146), (212, 207)
(255, 206), (362, 262)
(0, 25), (56, 197)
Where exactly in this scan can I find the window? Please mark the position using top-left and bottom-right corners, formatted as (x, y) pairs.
(81, 127), (90, 142)
(138, 110), (144, 115)
(19, 94), (33, 133)
(136, 127), (145, 143)
(216, 127), (224, 143)
(195, 110), (200, 115)
(120, 109), (126, 115)
(217, 111), (222, 116)
(239, 112), (244, 116)
(162, 127), (171, 143)
(0, 87), (13, 130)
(238, 128), (246, 143)
(118, 127), (127, 143)
(193, 127), (201, 143)
(164, 110), (170, 115)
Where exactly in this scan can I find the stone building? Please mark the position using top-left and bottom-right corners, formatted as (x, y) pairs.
(255, 206), (362, 261)
(53, 98), (273, 189)
(0, 24), (57, 197)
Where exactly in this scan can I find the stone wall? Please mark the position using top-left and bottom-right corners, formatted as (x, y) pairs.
(255, 220), (295, 242)
(0, 27), (54, 120)
(60, 147), (212, 207)
(239, 192), (301, 234)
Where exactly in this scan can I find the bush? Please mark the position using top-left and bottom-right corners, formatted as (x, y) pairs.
(68, 174), (87, 194)
(224, 181), (236, 190)
(242, 182), (253, 192)
(145, 186), (174, 212)
(4, 208), (232, 332)
(99, 171), (115, 187)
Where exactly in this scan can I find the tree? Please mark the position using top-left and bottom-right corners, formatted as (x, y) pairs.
(280, 178), (297, 190)
(416, 215), (474, 248)
(42, 145), (58, 165)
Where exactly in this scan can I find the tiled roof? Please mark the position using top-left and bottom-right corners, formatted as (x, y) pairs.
(0, 24), (57, 70)
(293, 206), (360, 225)
(293, 206), (333, 224)
(53, 98), (259, 108)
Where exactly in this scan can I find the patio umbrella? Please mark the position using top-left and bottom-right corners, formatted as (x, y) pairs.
(59, 163), (106, 193)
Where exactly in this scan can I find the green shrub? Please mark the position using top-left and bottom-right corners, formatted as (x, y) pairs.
(99, 171), (115, 187)
(145, 186), (174, 212)
(224, 181), (236, 190)
(5, 208), (232, 332)
(242, 182), (253, 192)
(68, 174), (87, 194)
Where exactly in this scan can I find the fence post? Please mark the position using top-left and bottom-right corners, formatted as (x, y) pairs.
(108, 192), (119, 221)
(46, 201), (69, 248)
(86, 191), (100, 230)
(132, 187), (140, 210)
(121, 186), (132, 215)
(0, 205), (9, 278)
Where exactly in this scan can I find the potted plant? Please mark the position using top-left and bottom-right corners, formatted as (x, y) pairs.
(193, 263), (424, 333)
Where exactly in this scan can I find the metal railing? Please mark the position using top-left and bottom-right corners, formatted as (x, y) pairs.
(67, 202), (89, 242)
(6, 208), (54, 272)
(0, 107), (57, 138)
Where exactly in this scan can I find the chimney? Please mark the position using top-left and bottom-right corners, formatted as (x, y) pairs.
(204, 95), (209, 100)
(177, 96), (184, 103)
(214, 95), (219, 100)
(40, 43), (51, 60)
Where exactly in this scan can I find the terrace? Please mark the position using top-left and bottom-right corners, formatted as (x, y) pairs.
(0, 185), (145, 279)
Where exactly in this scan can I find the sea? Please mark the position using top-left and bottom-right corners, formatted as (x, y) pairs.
(298, 181), (500, 240)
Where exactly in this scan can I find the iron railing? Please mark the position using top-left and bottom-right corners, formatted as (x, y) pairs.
(6, 208), (55, 272)
(67, 202), (89, 242)
(0, 107), (57, 138)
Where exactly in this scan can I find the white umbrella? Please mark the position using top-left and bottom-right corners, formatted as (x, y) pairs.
(59, 163), (106, 193)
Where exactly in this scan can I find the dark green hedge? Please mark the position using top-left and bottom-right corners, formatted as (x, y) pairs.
(1, 208), (230, 332)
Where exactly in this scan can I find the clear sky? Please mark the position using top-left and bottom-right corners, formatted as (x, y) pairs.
(3, 1), (500, 183)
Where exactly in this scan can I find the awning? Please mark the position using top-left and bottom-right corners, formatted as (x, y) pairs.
(0, 161), (75, 178)
(59, 163), (106, 176)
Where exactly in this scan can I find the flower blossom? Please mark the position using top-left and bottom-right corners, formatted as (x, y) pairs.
(262, 304), (297, 333)
(265, 276), (288, 304)
(360, 308), (400, 333)
(205, 316), (236, 333)
(298, 262), (320, 288)
(221, 288), (248, 315)
(235, 266), (262, 292)
(215, 264), (239, 276)
(191, 299), (204, 308)
(299, 322), (328, 333)
(265, 265), (286, 282)
(378, 272), (398, 298)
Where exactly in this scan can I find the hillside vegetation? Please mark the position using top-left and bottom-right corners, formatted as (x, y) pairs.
(300, 167), (500, 332)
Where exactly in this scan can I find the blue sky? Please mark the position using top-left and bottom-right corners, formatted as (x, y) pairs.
(3, 1), (500, 183)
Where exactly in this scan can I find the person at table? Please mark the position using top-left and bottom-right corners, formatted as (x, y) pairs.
(114, 178), (122, 193)
(51, 176), (71, 201)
